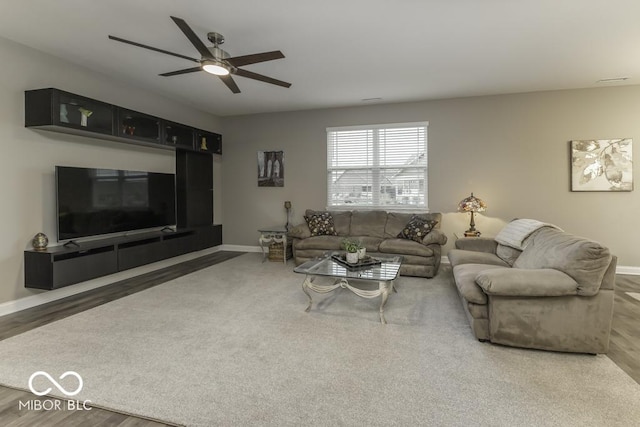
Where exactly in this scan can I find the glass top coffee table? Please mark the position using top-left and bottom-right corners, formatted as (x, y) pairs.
(293, 252), (403, 324)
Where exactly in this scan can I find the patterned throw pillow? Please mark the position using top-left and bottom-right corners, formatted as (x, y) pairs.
(397, 216), (438, 243)
(304, 212), (338, 236)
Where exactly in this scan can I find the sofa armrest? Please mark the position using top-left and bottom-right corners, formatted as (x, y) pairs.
(455, 237), (497, 253)
(475, 268), (579, 297)
(422, 229), (448, 246)
(288, 223), (311, 239)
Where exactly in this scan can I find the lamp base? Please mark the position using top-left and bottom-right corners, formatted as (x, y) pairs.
(464, 230), (481, 237)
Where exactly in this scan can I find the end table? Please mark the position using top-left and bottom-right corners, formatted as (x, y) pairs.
(258, 226), (292, 264)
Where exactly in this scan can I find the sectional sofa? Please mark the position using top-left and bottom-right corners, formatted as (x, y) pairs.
(447, 222), (616, 354)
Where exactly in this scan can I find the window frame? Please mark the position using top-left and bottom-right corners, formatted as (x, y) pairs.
(326, 121), (429, 211)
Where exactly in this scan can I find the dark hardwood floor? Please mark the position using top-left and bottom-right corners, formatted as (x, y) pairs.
(607, 275), (640, 384)
(0, 253), (637, 426)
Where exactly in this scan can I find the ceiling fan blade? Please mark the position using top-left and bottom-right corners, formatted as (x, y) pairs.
(108, 35), (200, 63)
(233, 68), (291, 88)
(226, 51), (285, 67)
(219, 74), (241, 94)
(170, 16), (212, 59)
(159, 67), (203, 77)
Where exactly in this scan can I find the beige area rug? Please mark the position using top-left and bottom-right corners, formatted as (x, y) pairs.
(0, 253), (639, 426)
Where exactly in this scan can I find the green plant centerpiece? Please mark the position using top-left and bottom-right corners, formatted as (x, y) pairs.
(342, 239), (360, 253)
(342, 239), (361, 264)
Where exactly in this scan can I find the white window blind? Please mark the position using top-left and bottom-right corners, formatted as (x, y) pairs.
(326, 122), (428, 209)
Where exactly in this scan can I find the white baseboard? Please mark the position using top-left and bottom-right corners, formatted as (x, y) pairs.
(221, 244), (262, 253)
(0, 246), (222, 318)
(615, 265), (640, 275)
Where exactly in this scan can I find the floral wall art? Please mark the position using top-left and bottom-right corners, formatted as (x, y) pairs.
(570, 139), (633, 191)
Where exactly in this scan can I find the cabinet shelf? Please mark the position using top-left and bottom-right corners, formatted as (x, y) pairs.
(25, 88), (222, 154)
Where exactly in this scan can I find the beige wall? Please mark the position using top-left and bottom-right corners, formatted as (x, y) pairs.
(0, 36), (222, 304)
(222, 85), (640, 267)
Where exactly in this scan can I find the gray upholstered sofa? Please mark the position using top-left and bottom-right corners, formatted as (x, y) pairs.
(447, 223), (616, 354)
(289, 210), (447, 278)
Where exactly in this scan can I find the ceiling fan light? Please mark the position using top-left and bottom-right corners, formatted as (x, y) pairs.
(202, 61), (229, 76)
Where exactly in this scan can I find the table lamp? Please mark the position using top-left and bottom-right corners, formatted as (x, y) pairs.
(458, 192), (487, 237)
(284, 201), (292, 231)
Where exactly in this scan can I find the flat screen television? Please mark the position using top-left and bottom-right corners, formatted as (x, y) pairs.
(56, 166), (176, 241)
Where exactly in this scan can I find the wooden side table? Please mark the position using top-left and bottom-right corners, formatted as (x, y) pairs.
(258, 226), (292, 264)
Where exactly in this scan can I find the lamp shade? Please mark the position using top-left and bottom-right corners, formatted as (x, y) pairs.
(458, 192), (487, 213)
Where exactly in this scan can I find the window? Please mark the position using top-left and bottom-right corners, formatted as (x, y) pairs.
(326, 122), (428, 209)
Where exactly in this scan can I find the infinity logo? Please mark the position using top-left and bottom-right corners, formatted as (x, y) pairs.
(28, 371), (83, 397)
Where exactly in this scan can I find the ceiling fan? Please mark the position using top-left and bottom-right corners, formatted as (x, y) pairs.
(108, 16), (291, 94)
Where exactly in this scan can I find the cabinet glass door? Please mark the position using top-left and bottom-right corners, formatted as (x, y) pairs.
(57, 92), (113, 135)
(196, 130), (222, 154)
(164, 122), (194, 149)
(118, 108), (160, 143)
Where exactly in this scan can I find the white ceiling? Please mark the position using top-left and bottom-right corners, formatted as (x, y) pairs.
(1, 0), (639, 117)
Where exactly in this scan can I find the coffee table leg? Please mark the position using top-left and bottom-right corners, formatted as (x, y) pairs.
(302, 275), (314, 312)
(379, 281), (390, 324)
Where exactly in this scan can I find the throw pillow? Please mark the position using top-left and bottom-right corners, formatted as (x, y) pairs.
(397, 216), (438, 243)
(304, 212), (338, 236)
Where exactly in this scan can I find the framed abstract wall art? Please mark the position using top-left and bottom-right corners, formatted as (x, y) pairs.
(570, 139), (633, 191)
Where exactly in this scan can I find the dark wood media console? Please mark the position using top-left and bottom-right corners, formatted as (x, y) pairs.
(24, 225), (222, 290)
(23, 87), (223, 291)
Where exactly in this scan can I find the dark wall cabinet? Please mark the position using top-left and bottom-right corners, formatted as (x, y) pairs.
(25, 88), (222, 154)
(24, 226), (222, 290)
(176, 150), (214, 228)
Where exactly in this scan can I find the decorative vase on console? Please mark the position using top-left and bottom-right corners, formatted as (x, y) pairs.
(31, 232), (49, 251)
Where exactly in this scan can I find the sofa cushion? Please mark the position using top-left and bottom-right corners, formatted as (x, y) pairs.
(350, 236), (384, 252)
(379, 238), (435, 257)
(397, 216), (438, 242)
(384, 212), (442, 237)
(295, 235), (343, 250)
(422, 229), (448, 246)
(384, 212), (414, 237)
(305, 210), (352, 236)
(287, 223), (311, 239)
(512, 227), (612, 296)
(452, 264), (507, 305)
(304, 212), (338, 236)
(447, 249), (510, 268)
(476, 268), (579, 297)
(496, 244), (521, 266)
(350, 210), (387, 238)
